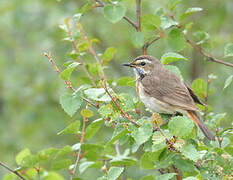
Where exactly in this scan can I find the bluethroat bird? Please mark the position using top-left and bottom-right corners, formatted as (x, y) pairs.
(123, 55), (215, 141)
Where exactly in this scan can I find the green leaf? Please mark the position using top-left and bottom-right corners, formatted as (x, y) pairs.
(51, 159), (72, 170)
(84, 88), (111, 102)
(181, 144), (199, 162)
(161, 52), (187, 64)
(180, 7), (203, 20)
(168, 116), (194, 138)
(141, 14), (161, 31)
(79, 161), (102, 174)
(118, 93), (135, 112)
(78, 42), (90, 52)
(81, 109), (93, 118)
(38, 148), (59, 161)
(117, 76), (136, 87)
(106, 129), (129, 146)
(160, 16), (178, 30)
(109, 156), (137, 166)
(16, 148), (31, 165)
(172, 155), (197, 172)
(156, 173), (177, 180)
(191, 78), (207, 99)
(223, 75), (233, 89)
(131, 123), (153, 146)
(107, 167), (124, 180)
(103, 4), (126, 23)
(85, 118), (104, 140)
(140, 175), (155, 180)
(224, 43), (233, 57)
(183, 177), (198, 180)
(60, 91), (83, 117)
(57, 121), (80, 135)
(167, 0), (182, 11)
(55, 146), (72, 159)
(193, 31), (209, 45)
(132, 32), (144, 48)
(60, 62), (80, 80)
(21, 154), (39, 168)
(3, 173), (17, 180)
(165, 65), (183, 81)
(102, 47), (117, 65)
(167, 28), (185, 51)
(98, 104), (114, 118)
(45, 172), (64, 180)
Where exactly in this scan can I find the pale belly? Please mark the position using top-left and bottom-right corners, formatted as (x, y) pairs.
(136, 81), (176, 114)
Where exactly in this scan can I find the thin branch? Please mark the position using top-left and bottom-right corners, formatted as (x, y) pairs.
(44, 52), (98, 109)
(136, 0), (141, 32)
(102, 81), (140, 127)
(183, 33), (233, 68)
(66, 23), (97, 87)
(123, 16), (137, 29)
(0, 161), (27, 180)
(71, 111), (87, 179)
(172, 165), (182, 180)
(143, 37), (160, 55)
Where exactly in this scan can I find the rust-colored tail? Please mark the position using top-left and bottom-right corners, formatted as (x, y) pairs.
(188, 110), (215, 141)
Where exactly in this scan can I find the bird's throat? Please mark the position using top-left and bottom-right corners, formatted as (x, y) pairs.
(135, 68), (145, 80)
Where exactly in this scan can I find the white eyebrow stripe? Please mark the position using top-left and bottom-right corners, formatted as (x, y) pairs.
(135, 59), (152, 64)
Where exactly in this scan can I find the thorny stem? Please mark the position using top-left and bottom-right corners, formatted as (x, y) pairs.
(0, 161), (27, 180)
(44, 52), (98, 109)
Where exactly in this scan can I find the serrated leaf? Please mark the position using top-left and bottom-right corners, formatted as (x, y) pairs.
(85, 118), (104, 140)
(117, 76), (136, 87)
(107, 167), (124, 180)
(180, 7), (203, 20)
(109, 156), (137, 166)
(156, 173), (177, 180)
(60, 91), (83, 117)
(152, 131), (166, 145)
(140, 175), (155, 180)
(55, 146), (72, 159)
(57, 121), (80, 135)
(165, 65), (183, 81)
(161, 52), (187, 64)
(181, 144), (199, 162)
(84, 88), (111, 102)
(172, 155), (197, 172)
(223, 75), (233, 89)
(168, 28), (185, 51)
(21, 154), (39, 168)
(131, 123), (153, 146)
(16, 148), (31, 165)
(45, 172), (64, 180)
(191, 78), (207, 99)
(51, 159), (72, 170)
(132, 32), (144, 48)
(193, 31), (209, 45)
(224, 43), (233, 57)
(103, 4), (126, 23)
(81, 109), (93, 118)
(141, 14), (161, 31)
(102, 47), (117, 65)
(168, 116), (194, 138)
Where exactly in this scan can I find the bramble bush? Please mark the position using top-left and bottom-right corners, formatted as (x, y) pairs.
(2, 0), (233, 180)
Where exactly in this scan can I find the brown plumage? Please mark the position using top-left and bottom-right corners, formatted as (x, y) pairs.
(123, 55), (215, 141)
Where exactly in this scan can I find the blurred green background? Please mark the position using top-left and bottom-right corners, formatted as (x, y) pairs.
(0, 0), (232, 178)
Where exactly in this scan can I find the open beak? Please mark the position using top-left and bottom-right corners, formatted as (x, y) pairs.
(122, 63), (134, 67)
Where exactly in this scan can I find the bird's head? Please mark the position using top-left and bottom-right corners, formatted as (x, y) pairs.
(123, 55), (160, 79)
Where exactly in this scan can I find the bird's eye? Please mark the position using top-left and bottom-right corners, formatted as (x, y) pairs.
(140, 62), (146, 66)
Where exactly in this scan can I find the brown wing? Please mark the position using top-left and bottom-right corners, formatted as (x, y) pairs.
(184, 82), (204, 105)
(141, 65), (198, 111)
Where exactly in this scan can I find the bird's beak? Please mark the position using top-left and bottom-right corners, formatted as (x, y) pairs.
(122, 63), (134, 67)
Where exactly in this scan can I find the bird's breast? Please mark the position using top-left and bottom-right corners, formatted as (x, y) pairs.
(136, 81), (176, 114)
